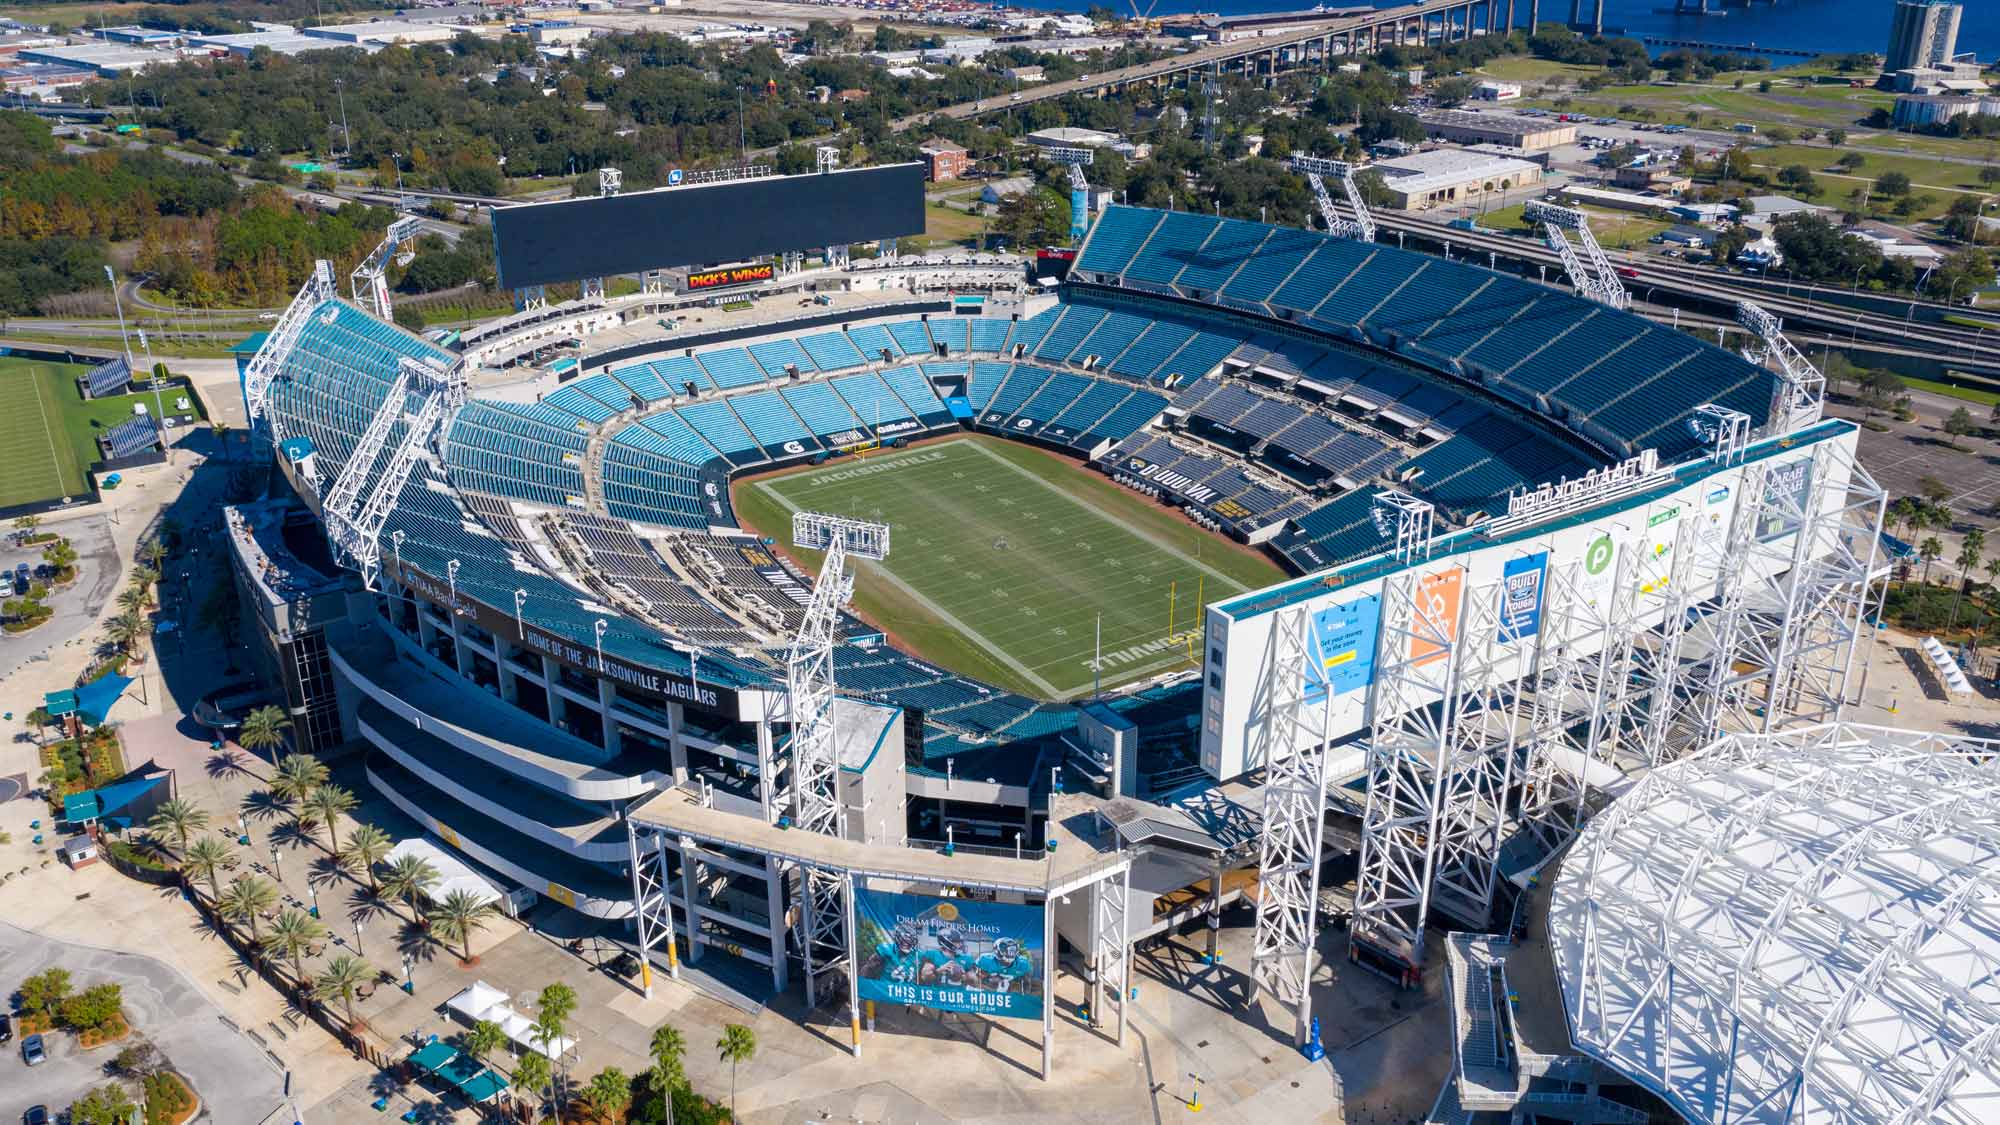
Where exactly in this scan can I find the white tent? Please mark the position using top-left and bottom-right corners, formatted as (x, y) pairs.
(386, 837), (505, 908)
(444, 980), (576, 1060)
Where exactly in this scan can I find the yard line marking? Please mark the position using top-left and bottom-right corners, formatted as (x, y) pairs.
(752, 480), (1066, 697)
(30, 365), (66, 500)
(961, 440), (1253, 596)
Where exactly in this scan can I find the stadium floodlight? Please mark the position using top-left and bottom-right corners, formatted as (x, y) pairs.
(1523, 200), (1630, 311)
(1734, 300), (1825, 435)
(598, 166), (622, 197)
(1288, 155), (1374, 244)
(1688, 403), (1752, 466)
(350, 216), (426, 323)
(792, 512), (889, 561)
(243, 260), (338, 427)
(1370, 490), (1434, 563)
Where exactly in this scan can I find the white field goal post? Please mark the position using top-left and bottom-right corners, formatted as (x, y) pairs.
(793, 512), (890, 561)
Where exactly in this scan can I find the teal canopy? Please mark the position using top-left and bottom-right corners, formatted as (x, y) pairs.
(406, 1041), (458, 1073)
(43, 689), (78, 717)
(456, 1070), (509, 1103)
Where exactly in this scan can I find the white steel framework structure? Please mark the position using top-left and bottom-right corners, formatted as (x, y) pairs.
(1736, 300), (1827, 436)
(244, 260), (338, 425)
(1248, 605), (1334, 1046)
(1289, 155), (1375, 244)
(326, 356), (462, 588)
(1523, 200), (1630, 311)
(350, 216), (425, 322)
(1089, 862), (1134, 1046)
(1548, 723), (2000, 1125)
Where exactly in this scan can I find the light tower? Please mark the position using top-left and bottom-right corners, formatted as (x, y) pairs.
(1523, 200), (1629, 310)
(1288, 155), (1375, 243)
(350, 216), (425, 322)
(1735, 300), (1826, 435)
(1044, 146), (1096, 246)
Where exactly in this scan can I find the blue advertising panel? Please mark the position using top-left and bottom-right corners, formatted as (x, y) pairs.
(855, 890), (1045, 1020)
(1499, 552), (1548, 644)
(1306, 593), (1380, 701)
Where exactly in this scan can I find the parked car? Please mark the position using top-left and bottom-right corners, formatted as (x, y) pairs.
(24, 1106), (49, 1125)
(21, 1032), (46, 1066)
(0, 1012), (12, 1043)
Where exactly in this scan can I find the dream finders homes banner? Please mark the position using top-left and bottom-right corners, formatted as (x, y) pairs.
(855, 890), (1045, 1020)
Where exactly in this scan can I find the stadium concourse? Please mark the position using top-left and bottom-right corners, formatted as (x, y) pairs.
(231, 189), (1941, 1118)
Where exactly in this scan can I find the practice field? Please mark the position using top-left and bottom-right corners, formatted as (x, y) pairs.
(736, 434), (1286, 699)
(0, 357), (205, 511)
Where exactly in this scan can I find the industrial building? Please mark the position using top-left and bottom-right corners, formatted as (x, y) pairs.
(189, 28), (383, 57)
(1368, 148), (1542, 210)
(918, 138), (971, 182)
(16, 41), (175, 75)
(301, 19), (462, 46)
(1416, 109), (1576, 152)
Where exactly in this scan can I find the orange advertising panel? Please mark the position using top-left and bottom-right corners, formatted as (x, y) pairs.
(1410, 566), (1463, 667)
(686, 262), (776, 291)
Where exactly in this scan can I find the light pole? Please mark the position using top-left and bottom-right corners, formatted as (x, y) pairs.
(514, 588), (527, 639)
(137, 327), (166, 431)
(308, 882), (319, 920)
(103, 265), (134, 368)
(354, 917), (364, 955)
(447, 558), (460, 612)
(334, 77), (351, 162)
(593, 618), (608, 671)
(401, 952), (415, 994)
(269, 841), (282, 880)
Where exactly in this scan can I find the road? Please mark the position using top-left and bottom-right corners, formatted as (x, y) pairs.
(0, 921), (286, 1125)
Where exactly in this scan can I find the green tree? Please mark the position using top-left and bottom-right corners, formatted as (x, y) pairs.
(379, 852), (440, 914)
(262, 907), (327, 983)
(340, 823), (394, 894)
(218, 874), (278, 941)
(1826, 127), (1847, 146)
(182, 835), (235, 901)
(299, 783), (357, 852)
(1877, 170), (1912, 197)
(1950, 529), (1986, 629)
(463, 1018), (506, 1063)
(1933, 247), (1996, 304)
(648, 1022), (689, 1103)
(512, 1051), (553, 1117)
(238, 705), (292, 765)
(313, 954), (375, 1028)
(717, 1023), (757, 1123)
(269, 751), (327, 810)
(105, 608), (147, 657)
(17, 967), (72, 1016)
(146, 797), (210, 854)
(68, 1083), (137, 1125)
(1946, 406), (1977, 444)
(533, 981), (580, 1117)
(116, 586), (149, 614)
(427, 888), (499, 963)
(581, 1066), (631, 1122)
(60, 983), (122, 1031)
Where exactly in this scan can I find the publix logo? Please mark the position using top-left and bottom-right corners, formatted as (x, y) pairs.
(1584, 535), (1613, 575)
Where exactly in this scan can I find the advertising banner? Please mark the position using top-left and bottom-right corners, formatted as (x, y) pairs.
(685, 262), (776, 292)
(1306, 593), (1381, 702)
(1499, 552), (1547, 644)
(1576, 531), (1620, 614)
(1757, 456), (1814, 542)
(855, 890), (1045, 1020)
(1638, 504), (1681, 596)
(1410, 567), (1464, 667)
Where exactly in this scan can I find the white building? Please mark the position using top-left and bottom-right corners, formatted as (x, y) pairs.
(302, 19), (461, 46)
(1369, 149), (1542, 211)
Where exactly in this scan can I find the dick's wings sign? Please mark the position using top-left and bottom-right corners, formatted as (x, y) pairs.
(684, 263), (776, 292)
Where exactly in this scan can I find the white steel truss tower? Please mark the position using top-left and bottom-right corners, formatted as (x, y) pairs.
(1289, 155), (1375, 243)
(1353, 575), (1522, 977)
(1736, 300), (1827, 435)
(350, 216), (425, 322)
(244, 260), (337, 427)
(1248, 605), (1334, 1046)
(327, 356), (455, 588)
(1524, 200), (1630, 310)
(1090, 863), (1134, 1046)
(785, 512), (886, 1009)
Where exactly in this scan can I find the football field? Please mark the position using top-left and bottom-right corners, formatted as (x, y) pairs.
(0, 358), (84, 510)
(736, 434), (1286, 699)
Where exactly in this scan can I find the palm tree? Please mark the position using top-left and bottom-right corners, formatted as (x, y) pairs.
(130, 564), (158, 593)
(312, 954), (374, 1029)
(717, 1023), (756, 1123)
(238, 705), (292, 766)
(269, 752), (328, 807)
(379, 853), (440, 917)
(116, 586), (149, 614)
(146, 798), (210, 854)
(262, 907), (329, 984)
(182, 836), (234, 901)
(105, 609), (146, 657)
(1889, 497), (1918, 541)
(511, 1051), (553, 1118)
(532, 982), (578, 1117)
(463, 1018), (506, 1064)
(299, 784), (357, 852)
(340, 824), (394, 894)
(581, 1067), (630, 1123)
(1950, 530), (1986, 629)
(142, 538), (168, 571)
(648, 1023), (688, 1100)
(428, 888), (499, 963)
(217, 875), (278, 941)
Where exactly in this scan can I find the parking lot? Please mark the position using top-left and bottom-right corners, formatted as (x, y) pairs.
(0, 921), (285, 1125)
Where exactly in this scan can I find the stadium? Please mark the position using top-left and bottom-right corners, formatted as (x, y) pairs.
(228, 158), (1996, 1116)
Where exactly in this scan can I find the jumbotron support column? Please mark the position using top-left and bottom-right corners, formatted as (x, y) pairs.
(1289, 154), (1375, 243)
(1423, 580), (1524, 934)
(625, 821), (680, 998)
(1248, 605), (1334, 1048)
(1044, 145), (1096, 246)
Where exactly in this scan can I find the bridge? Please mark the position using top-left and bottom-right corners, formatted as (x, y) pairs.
(893, 0), (1532, 131)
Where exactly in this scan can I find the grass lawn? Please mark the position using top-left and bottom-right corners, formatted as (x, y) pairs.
(908, 201), (990, 251)
(734, 434), (1283, 699)
(1471, 57), (1597, 84)
(1895, 374), (2000, 407)
(0, 357), (208, 508)
(1479, 202), (1667, 248)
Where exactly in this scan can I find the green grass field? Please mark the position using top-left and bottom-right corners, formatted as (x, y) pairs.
(0, 357), (207, 509)
(735, 435), (1285, 699)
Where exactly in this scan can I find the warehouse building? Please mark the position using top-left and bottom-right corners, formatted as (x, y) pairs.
(1369, 148), (1542, 211)
(1417, 109), (1576, 152)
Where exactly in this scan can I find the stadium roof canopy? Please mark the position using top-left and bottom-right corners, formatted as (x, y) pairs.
(1548, 723), (2000, 1125)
